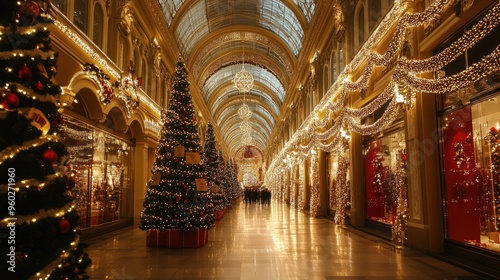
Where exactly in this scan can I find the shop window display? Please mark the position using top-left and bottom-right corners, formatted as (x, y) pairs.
(61, 117), (131, 228)
(440, 95), (500, 252)
(364, 131), (406, 225)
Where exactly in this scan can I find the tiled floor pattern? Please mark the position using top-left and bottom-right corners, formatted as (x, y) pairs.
(85, 201), (484, 279)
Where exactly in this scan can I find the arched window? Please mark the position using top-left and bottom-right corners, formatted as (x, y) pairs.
(357, 5), (365, 48)
(338, 46), (344, 75)
(140, 58), (148, 93)
(74, 0), (88, 34)
(121, 38), (130, 70)
(160, 75), (166, 108)
(330, 50), (337, 84)
(52, 0), (68, 17)
(323, 65), (329, 96)
(382, 0), (394, 14)
(93, 3), (104, 49)
(369, 1), (382, 32)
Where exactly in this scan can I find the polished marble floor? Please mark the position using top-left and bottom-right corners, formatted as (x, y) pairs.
(85, 201), (484, 279)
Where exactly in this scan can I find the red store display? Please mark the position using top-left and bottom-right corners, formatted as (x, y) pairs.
(441, 107), (481, 244)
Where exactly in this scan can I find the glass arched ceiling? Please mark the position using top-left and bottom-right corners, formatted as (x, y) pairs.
(211, 88), (280, 119)
(170, 0), (306, 57)
(292, 0), (316, 22)
(217, 104), (274, 135)
(224, 124), (268, 153)
(218, 107), (273, 154)
(203, 64), (284, 102)
(191, 31), (295, 80)
(159, 0), (315, 27)
(156, 0), (317, 156)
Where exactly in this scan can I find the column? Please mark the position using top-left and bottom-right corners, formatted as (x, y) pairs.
(133, 141), (149, 225)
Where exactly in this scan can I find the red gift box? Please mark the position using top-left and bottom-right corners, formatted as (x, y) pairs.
(146, 229), (182, 248)
(214, 210), (223, 220)
(182, 228), (209, 248)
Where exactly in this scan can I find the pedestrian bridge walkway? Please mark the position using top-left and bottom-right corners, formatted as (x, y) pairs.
(85, 201), (484, 279)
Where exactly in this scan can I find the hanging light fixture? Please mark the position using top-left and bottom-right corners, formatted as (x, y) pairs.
(238, 103), (252, 120)
(234, 43), (253, 145)
(239, 121), (252, 133)
(234, 43), (253, 121)
(233, 44), (254, 93)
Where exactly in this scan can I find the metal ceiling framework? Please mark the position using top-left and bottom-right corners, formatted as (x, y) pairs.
(157, 0), (315, 157)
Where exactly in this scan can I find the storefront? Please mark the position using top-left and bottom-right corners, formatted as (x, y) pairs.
(438, 88), (500, 254)
(363, 129), (407, 237)
(434, 9), (500, 271)
(62, 115), (133, 229)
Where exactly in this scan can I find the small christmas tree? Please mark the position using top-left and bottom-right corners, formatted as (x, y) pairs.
(217, 150), (232, 208)
(226, 160), (242, 201)
(140, 56), (214, 231)
(0, 1), (90, 279)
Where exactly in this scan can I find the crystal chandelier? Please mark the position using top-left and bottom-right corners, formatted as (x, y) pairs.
(233, 44), (254, 93)
(242, 133), (252, 145)
(238, 102), (252, 120)
(235, 44), (253, 148)
(239, 121), (252, 133)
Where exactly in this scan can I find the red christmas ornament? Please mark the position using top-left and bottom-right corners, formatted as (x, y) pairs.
(34, 81), (43, 91)
(58, 218), (71, 234)
(17, 1), (40, 20)
(18, 65), (33, 79)
(42, 149), (58, 165)
(1, 92), (20, 109)
(183, 199), (189, 204)
(176, 196), (181, 202)
(30, 1), (40, 16)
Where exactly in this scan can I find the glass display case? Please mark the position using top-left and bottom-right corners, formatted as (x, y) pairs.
(440, 95), (500, 252)
(364, 131), (406, 225)
(62, 117), (132, 228)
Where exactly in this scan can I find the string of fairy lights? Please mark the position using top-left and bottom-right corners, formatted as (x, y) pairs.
(309, 149), (320, 217)
(392, 152), (409, 246)
(334, 155), (349, 226)
(265, 1), (500, 240)
(34, 234), (81, 280)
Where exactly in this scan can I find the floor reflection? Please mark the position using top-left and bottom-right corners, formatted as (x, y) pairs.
(85, 200), (484, 279)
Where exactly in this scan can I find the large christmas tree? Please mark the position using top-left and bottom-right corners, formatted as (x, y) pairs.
(0, 1), (90, 279)
(140, 56), (214, 230)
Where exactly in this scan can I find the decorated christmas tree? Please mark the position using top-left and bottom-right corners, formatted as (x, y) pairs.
(226, 160), (242, 201)
(202, 124), (224, 214)
(0, 1), (90, 279)
(217, 150), (232, 208)
(140, 56), (214, 231)
(202, 124), (220, 190)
